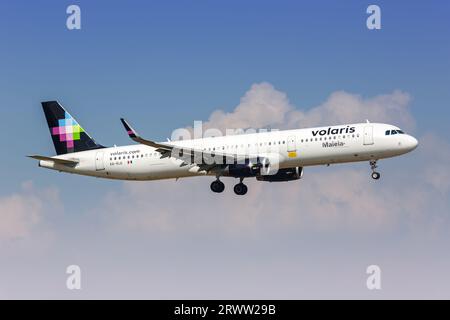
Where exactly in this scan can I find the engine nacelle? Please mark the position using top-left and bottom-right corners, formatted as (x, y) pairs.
(256, 167), (303, 182)
(226, 163), (260, 178)
(259, 154), (282, 176)
(223, 155), (285, 178)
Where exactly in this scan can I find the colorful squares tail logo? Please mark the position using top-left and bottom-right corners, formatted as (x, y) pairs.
(51, 112), (84, 149)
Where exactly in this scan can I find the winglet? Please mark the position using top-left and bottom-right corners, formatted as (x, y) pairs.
(120, 118), (168, 149)
(120, 118), (138, 139)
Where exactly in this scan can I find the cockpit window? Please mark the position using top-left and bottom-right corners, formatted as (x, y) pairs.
(386, 129), (405, 136)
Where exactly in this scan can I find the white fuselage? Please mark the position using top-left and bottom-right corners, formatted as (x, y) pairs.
(38, 123), (418, 181)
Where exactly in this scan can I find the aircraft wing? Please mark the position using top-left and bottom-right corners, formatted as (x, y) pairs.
(28, 155), (79, 166)
(120, 118), (264, 173)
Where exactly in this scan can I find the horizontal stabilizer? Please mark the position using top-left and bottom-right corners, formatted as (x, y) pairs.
(27, 155), (79, 166)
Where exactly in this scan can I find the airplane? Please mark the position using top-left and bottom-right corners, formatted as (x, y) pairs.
(29, 101), (418, 195)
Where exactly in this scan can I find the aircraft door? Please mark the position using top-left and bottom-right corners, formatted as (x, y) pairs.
(363, 126), (374, 145)
(95, 152), (105, 171)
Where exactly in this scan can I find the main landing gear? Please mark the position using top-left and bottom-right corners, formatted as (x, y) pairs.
(210, 178), (248, 195)
(370, 160), (381, 180)
(210, 179), (225, 193)
(233, 178), (248, 196)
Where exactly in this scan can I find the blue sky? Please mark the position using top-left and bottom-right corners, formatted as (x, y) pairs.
(1, 1), (450, 298)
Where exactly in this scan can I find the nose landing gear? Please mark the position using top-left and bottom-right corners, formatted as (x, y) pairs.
(370, 160), (381, 180)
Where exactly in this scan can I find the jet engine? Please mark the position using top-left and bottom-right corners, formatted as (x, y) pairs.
(256, 167), (303, 182)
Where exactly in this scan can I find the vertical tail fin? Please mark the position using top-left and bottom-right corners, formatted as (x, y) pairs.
(41, 101), (105, 155)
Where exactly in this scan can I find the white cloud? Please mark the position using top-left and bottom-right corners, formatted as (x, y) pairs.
(286, 89), (414, 131)
(199, 82), (414, 134)
(203, 82), (292, 131)
(98, 83), (449, 236)
(0, 181), (60, 242)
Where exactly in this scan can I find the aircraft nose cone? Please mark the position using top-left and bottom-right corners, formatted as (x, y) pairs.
(406, 135), (419, 151)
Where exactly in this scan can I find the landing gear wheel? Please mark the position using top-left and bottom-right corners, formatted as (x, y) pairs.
(233, 183), (248, 195)
(371, 172), (381, 180)
(210, 180), (225, 193)
(369, 160), (380, 180)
